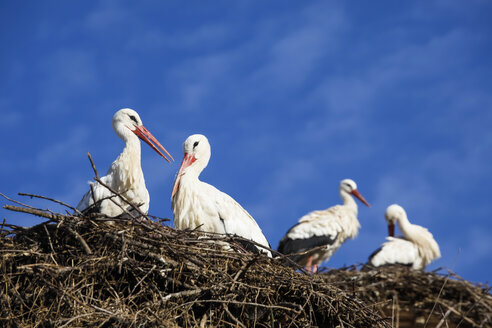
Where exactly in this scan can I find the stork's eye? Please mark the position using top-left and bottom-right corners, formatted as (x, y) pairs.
(129, 115), (138, 124)
(193, 141), (199, 148)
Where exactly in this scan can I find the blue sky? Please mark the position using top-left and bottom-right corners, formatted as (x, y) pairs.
(1, 1), (491, 283)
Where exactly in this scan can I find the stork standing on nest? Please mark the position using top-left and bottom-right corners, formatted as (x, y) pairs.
(368, 204), (441, 270)
(171, 134), (271, 256)
(76, 108), (173, 217)
(277, 179), (370, 273)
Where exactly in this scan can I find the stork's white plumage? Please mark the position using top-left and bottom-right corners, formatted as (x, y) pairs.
(76, 108), (172, 217)
(277, 179), (370, 273)
(171, 134), (271, 256)
(369, 204), (441, 270)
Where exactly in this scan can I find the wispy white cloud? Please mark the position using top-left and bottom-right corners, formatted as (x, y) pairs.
(126, 23), (231, 52)
(459, 227), (492, 267)
(243, 2), (346, 94)
(39, 49), (99, 113)
(85, 0), (129, 31)
(411, 0), (492, 21)
(152, 1), (348, 117)
(370, 172), (436, 224)
(35, 126), (89, 169)
(307, 28), (475, 118)
(0, 98), (22, 129)
(248, 158), (321, 234)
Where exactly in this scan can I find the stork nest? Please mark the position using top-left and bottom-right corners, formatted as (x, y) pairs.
(1, 193), (490, 328)
(320, 266), (491, 328)
(0, 193), (390, 328)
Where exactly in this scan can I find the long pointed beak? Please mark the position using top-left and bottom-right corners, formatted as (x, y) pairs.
(133, 125), (174, 162)
(388, 223), (395, 237)
(171, 153), (196, 198)
(351, 189), (370, 207)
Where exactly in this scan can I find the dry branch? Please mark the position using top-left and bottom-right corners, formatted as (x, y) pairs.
(3, 204), (64, 221)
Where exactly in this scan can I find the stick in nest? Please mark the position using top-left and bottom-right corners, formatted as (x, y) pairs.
(18, 192), (83, 216)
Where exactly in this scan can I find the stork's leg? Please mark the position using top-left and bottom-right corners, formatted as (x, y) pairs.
(305, 255), (314, 273)
(312, 264), (318, 273)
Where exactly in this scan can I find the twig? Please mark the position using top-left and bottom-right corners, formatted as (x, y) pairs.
(85, 152), (104, 216)
(18, 192), (83, 216)
(17, 263), (79, 273)
(3, 205), (64, 221)
(162, 288), (203, 303)
(435, 307), (453, 328)
(175, 299), (301, 313)
(94, 177), (147, 219)
(223, 304), (247, 328)
(0, 218), (6, 235)
(67, 227), (92, 255)
(391, 295), (396, 328)
(0, 192), (37, 209)
(90, 304), (117, 316)
(129, 264), (157, 297)
(87, 152), (99, 179)
(118, 232), (127, 274)
(89, 183), (99, 215)
(147, 214), (170, 222)
(43, 224), (59, 266)
(107, 194), (137, 220)
(57, 313), (96, 328)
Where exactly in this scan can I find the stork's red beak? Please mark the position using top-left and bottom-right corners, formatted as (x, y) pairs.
(133, 125), (174, 162)
(351, 189), (370, 207)
(388, 223), (395, 237)
(171, 153), (196, 198)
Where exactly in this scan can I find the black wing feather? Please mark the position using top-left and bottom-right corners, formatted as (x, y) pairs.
(278, 233), (338, 263)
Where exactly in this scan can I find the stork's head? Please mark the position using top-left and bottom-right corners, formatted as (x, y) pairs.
(182, 134), (211, 164)
(112, 108), (143, 134)
(385, 204), (406, 237)
(171, 134), (211, 198)
(340, 178), (370, 207)
(112, 108), (173, 162)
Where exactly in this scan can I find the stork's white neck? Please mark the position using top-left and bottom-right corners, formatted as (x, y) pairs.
(184, 154), (209, 180)
(396, 212), (413, 238)
(123, 134), (141, 155)
(340, 190), (358, 214)
(108, 134), (144, 191)
(171, 168), (202, 230)
(115, 122), (141, 158)
(396, 212), (430, 255)
(183, 165), (202, 181)
(397, 213), (428, 249)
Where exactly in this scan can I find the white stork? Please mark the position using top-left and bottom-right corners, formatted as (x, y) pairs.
(76, 108), (173, 217)
(171, 134), (271, 256)
(277, 179), (370, 273)
(368, 204), (441, 270)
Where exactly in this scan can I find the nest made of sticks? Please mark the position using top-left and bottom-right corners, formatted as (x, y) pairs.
(320, 266), (491, 328)
(0, 193), (390, 328)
